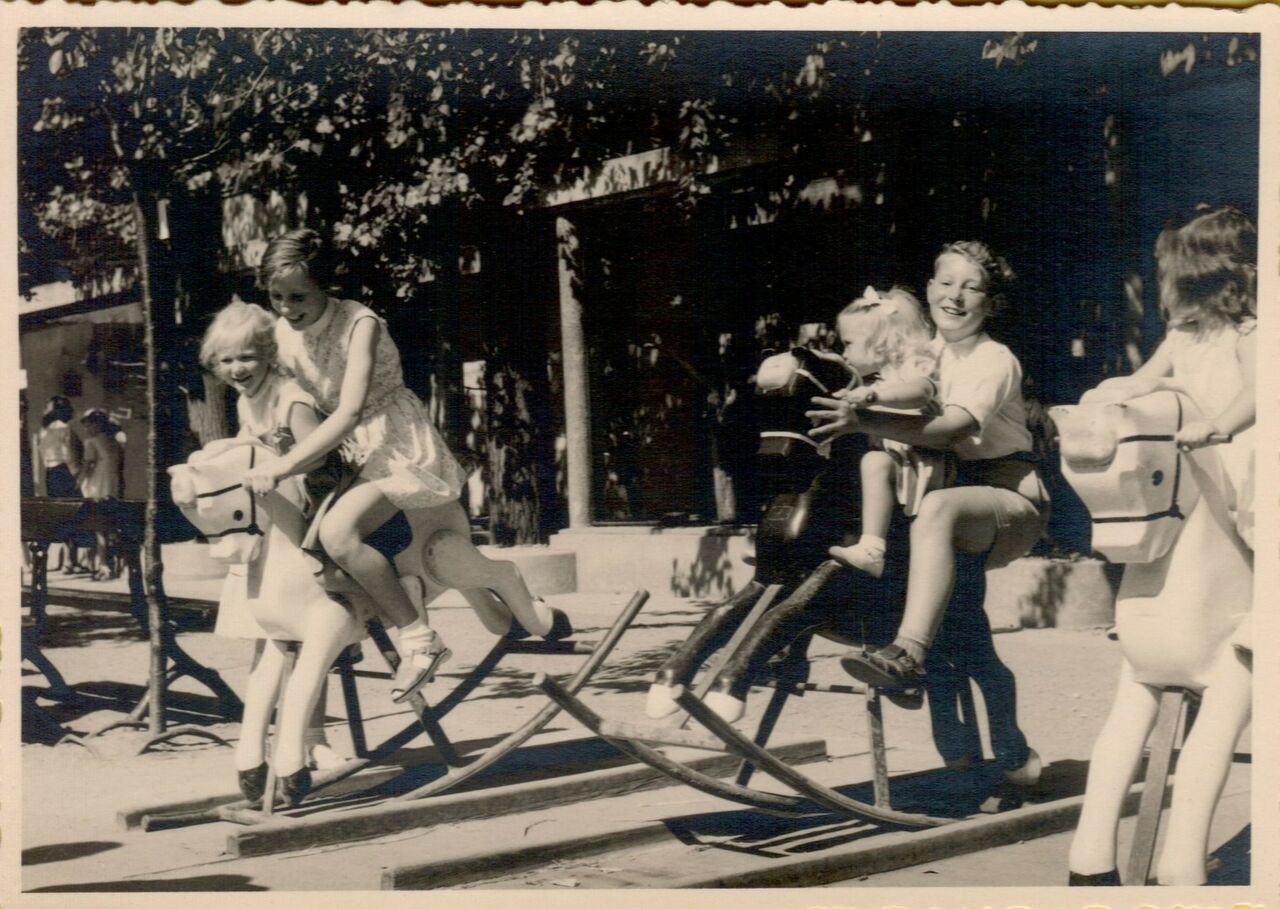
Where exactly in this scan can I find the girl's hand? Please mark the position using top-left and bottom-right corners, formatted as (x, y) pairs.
(806, 396), (860, 438)
(245, 464), (287, 496)
(1175, 421), (1227, 451)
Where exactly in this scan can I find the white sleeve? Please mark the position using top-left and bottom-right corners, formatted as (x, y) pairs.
(942, 345), (1020, 439)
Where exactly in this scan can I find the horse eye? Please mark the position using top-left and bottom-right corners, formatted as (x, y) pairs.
(1151, 470), (1164, 486)
(233, 509), (244, 521)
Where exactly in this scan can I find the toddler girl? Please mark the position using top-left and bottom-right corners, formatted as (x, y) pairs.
(809, 240), (1046, 786)
(826, 286), (942, 578)
(200, 300), (344, 777)
(243, 229), (556, 703)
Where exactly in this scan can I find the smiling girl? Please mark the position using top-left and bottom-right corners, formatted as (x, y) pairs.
(243, 229), (557, 705)
(808, 240), (1046, 786)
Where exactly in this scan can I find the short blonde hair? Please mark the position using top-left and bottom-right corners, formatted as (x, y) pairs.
(200, 300), (278, 371)
(838, 286), (934, 374)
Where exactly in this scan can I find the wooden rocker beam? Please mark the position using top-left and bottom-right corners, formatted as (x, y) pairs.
(677, 689), (953, 828)
(537, 673), (816, 818)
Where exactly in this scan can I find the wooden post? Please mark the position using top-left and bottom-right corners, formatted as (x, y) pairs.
(555, 216), (592, 528)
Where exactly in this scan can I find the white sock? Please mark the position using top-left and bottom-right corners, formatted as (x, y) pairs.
(857, 535), (887, 556)
(396, 618), (435, 654)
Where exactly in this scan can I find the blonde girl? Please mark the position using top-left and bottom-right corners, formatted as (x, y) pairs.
(200, 300), (345, 782)
(827, 286), (942, 578)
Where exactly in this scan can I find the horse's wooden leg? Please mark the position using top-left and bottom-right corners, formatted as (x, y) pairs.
(272, 601), (360, 777)
(423, 531), (555, 637)
(1155, 648), (1252, 885)
(1069, 664), (1160, 878)
(236, 639), (286, 773)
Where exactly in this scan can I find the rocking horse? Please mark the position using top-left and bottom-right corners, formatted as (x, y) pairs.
(1054, 390), (1251, 886)
(542, 347), (1030, 826)
(168, 437), (571, 808)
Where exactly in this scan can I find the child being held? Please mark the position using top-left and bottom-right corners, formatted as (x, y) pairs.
(827, 286), (943, 578)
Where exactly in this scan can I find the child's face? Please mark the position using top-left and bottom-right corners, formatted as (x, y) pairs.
(213, 343), (270, 398)
(928, 253), (991, 342)
(837, 313), (884, 377)
(268, 270), (329, 330)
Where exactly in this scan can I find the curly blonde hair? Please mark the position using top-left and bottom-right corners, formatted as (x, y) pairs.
(1155, 206), (1256, 325)
(838, 286), (935, 377)
(200, 300), (278, 372)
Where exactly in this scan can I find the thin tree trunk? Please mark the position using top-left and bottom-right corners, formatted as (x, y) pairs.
(132, 191), (167, 737)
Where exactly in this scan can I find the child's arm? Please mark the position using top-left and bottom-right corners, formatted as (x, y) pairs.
(1081, 341), (1179, 404)
(845, 375), (936, 410)
(245, 316), (379, 493)
(808, 398), (977, 450)
(1176, 329), (1255, 448)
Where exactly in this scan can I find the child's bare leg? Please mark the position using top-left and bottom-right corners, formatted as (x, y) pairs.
(829, 450), (897, 578)
(896, 488), (1000, 657)
(318, 480), (449, 701)
(841, 488), (999, 688)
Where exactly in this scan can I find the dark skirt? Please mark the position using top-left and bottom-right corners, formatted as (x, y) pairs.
(46, 463), (80, 498)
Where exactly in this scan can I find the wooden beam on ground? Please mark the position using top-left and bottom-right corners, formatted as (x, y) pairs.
(228, 737), (826, 858)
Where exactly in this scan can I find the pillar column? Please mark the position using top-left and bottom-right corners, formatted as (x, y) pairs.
(556, 216), (592, 529)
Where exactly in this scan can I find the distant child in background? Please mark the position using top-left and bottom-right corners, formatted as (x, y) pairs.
(826, 286), (943, 578)
(1084, 205), (1256, 646)
(79, 408), (125, 580)
(200, 299), (345, 775)
(38, 395), (85, 572)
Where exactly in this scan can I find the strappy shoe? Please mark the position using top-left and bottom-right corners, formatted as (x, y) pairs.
(390, 637), (452, 703)
(840, 644), (926, 689)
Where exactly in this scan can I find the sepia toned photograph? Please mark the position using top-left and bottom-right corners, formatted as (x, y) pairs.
(8, 4), (1271, 902)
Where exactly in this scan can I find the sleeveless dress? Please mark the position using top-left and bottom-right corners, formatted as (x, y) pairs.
(1161, 318), (1255, 549)
(274, 298), (466, 511)
(214, 372), (317, 640)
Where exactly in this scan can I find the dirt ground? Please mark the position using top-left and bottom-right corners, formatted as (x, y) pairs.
(19, 581), (1251, 893)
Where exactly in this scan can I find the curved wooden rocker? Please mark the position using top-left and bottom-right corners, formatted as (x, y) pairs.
(536, 673), (817, 818)
(676, 689), (953, 828)
(144, 591), (649, 829)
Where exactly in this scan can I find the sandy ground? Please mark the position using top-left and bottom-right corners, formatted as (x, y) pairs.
(19, 579), (1251, 892)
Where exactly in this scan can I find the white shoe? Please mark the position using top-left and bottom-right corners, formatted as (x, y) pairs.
(828, 543), (885, 578)
(645, 683), (683, 719)
(704, 691), (746, 724)
(1004, 747), (1042, 787)
(308, 743), (347, 772)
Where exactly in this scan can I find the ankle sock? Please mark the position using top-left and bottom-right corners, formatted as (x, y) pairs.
(892, 635), (928, 665)
(396, 618), (437, 655)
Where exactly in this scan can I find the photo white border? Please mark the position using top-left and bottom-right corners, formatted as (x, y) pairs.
(2, 2), (1276, 908)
